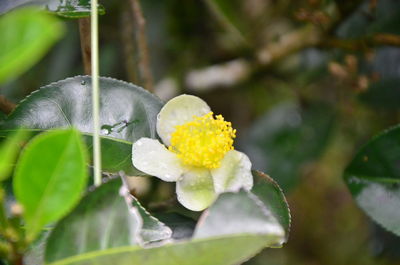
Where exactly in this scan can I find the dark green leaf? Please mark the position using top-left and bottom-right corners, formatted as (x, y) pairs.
(155, 213), (196, 240)
(245, 103), (335, 191)
(0, 0), (105, 18)
(0, 130), (28, 181)
(3, 76), (163, 175)
(84, 135), (140, 175)
(0, 8), (64, 85)
(344, 125), (400, 236)
(359, 78), (400, 109)
(13, 129), (88, 241)
(251, 171), (291, 240)
(129, 195), (172, 243)
(45, 178), (172, 263)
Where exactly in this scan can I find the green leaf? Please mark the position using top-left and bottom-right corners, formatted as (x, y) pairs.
(47, 235), (278, 265)
(45, 178), (172, 263)
(193, 190), (285, 242)
(3, 76), (163, 175)
(13, 129), (88, 241)
(0, 0), (105, 18)
(0, 7), (64, 85)
(359, 78), (400, 109)
(251, 171), (291, 239)
(246, 103), (335, 191)
(0, 130), (28, 181)
(344, 125), (400, 236)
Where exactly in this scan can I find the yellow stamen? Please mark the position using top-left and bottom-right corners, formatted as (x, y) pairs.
(168, 112), (236, 169)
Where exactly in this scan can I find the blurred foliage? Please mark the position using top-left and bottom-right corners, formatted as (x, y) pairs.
(1, 0), (400, 264)
(0, 8), (64, 84)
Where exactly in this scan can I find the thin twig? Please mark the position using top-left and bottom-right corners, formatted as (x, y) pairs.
(256, 25), (321, 65)
(372, 33), (400, 46)
(79, 18), (92, 75)
(186, 25), (322, 91)
(0, 96), (16, 115)
(120, 8), (138, 84)
(321, 33), (400, 51)
(129, 0), (154, 91)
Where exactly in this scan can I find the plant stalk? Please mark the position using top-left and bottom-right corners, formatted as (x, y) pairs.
(91, 0), (102, 186)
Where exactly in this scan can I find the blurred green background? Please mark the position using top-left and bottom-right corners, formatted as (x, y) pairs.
(1, 0), (400, 264)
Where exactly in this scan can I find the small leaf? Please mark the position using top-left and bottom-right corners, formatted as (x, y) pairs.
(0, 7), (64, 84)
(344, 125), (400, 236)
(13, 129), (88, 241)
(0, 130), (28, 181)
(0, 0), (105, 18)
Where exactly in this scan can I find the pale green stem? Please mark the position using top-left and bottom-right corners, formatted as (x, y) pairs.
(91, 0), (102, 186)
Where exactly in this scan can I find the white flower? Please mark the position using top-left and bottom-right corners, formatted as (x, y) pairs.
(132, 95), (253, 211)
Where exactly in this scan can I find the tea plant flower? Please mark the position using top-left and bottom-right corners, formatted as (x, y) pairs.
(132, 95), (253, 211)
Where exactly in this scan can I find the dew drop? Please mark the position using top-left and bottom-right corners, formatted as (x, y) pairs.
(100, 129), (110, 135)
(100, 125), (112, 135)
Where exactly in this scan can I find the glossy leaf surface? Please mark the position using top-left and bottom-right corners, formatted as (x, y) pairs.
(193, 191), (284, 241)
(0, 0), (105, 18)
(0, 8), (64, 84)
(3, 76), (163, 175)
(344, 125), (400, 236)
(13, 129), (88, 241)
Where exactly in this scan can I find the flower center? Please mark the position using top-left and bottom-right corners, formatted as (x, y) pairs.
(168, 112), (236, 169)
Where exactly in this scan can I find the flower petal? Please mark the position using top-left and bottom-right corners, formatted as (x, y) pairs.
(176, 168), (217, 211)
(211, 150), (253, 193)
(157, 94), (211, 146)
(132, 138), (184, 182)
